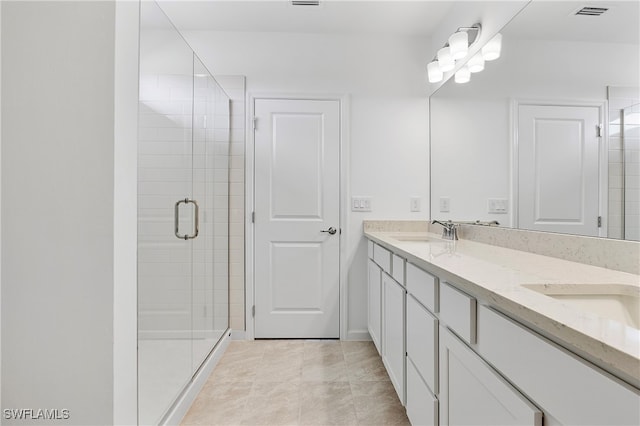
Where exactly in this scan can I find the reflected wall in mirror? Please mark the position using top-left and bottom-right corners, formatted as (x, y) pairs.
(430, 0), (639, 240)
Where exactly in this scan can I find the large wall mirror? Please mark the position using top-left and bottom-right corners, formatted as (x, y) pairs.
(430, 0), (639, 241)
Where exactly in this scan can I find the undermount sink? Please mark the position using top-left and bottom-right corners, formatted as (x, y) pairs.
(523, 284), (640, 329)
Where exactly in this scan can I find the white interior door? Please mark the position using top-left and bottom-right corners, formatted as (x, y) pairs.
(518, 103), (601, 236)
(254, 98), (340, 338)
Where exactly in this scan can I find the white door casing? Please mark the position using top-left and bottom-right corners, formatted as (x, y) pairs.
(253, 98), (341, 338)
(516, 102), (604, 237)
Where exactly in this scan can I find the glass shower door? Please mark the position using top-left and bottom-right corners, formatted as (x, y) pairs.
(138, 1), (195, 423)
(191, 56), (230, 371)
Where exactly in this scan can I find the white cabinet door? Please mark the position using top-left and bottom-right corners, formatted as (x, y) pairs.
(382, 272), (406, 405)
(367, 259), (382, 354)
(406, 294), (438, 394)
(440, 326), (543, 426)
(407, 357), (438, 426)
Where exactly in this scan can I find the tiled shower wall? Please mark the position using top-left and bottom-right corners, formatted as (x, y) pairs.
(216, 76), (246, 331)
(608, 86), (640, 240)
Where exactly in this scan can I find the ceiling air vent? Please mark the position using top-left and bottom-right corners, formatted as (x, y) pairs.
(574, 6), (609, 16)
(291, 0), (320, 6)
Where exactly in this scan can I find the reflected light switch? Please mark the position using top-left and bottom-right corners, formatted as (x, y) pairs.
(488, 198), (508, 214)
(439, 197), (450, 213)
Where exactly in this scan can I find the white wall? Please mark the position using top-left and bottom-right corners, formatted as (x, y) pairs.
(1, 2), (138, 424)
(0, 0), (3, 411)
(180, 30), (431, 337)
(431, 98), (510, 224)
(113, 1), (140, 424)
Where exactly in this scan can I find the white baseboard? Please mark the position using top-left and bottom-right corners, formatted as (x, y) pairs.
(231, 329), (247, 340)
(161, 329), (232, 425)
(346, 330), (371, 341)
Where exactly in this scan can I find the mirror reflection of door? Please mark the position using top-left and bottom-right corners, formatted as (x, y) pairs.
(517, 102), (603, 236)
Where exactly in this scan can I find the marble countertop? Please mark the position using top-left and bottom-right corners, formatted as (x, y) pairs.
(365, 230), (640, 388)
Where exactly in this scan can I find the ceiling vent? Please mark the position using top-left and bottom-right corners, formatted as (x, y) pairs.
(574, 6), (609, 16)
(291, 0), (320, 6)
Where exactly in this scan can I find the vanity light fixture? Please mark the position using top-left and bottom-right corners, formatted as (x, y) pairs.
(481, 33), (503, 61)
(449, 31), (469, 60)
(467, 52), (485, 73)
(427, 61), (444, 83)
(437, 46), (455, 72)
(454, 66), (471, 84)
(427, 23), (483, 83)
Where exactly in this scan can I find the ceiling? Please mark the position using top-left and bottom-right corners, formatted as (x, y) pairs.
(157, 0), (455, 36)
(504, 0), (640, 44)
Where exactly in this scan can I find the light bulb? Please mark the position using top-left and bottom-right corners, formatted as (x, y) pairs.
(482, 33), (502, 61)
(437, 46), (455, 72)
(427, 61), (443, 83)
(455, 66), (471, 84)
(449, 31), (469, 60)
(467, 52), (485, 73)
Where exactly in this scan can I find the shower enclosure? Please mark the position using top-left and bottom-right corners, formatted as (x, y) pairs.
(622, 104), (640, 241)
(137, 2), (230, 423)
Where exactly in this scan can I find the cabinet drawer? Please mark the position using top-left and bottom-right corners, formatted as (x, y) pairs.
(440, 282), (476, 344)
(407, 358), (438, 426)
(477, 305), (640, 426)
(373, 243), (392, 274)
(367, 240), (374, 259)
(407, 294), (438, 394)
(406, 263), (438, 313)
(392, 254), (405, 284)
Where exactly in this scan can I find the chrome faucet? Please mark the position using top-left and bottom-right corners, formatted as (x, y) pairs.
(431, 220), (458, 240)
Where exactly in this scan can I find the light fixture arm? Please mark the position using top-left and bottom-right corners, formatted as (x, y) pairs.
(456, 23), (482, 47)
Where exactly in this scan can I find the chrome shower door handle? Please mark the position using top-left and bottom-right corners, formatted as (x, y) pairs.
(321, 227), (337, 235)
(175, 198), (199, 240)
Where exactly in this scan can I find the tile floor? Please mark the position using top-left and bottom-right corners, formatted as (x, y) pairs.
(181, 340), (410, 425)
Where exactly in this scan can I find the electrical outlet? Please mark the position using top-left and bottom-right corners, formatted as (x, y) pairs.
(439, 197), (450, 213)
(351, 196), (372, 212)
(410, 197), (421, 212)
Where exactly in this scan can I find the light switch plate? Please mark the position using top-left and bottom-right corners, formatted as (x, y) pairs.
(487, 198), (508, 214)
(352, 196), (372, 212)
(439, 197), (450, 213)
(410, 197), (421, 212)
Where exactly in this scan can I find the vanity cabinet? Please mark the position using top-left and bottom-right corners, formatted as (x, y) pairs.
(367, 257), (382, 354)
(439, 325), (543, 426)
(382, 271), (406, 404)
(367, 237), (640, 426)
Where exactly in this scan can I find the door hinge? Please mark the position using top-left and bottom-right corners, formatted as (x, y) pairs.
(252, 117), (257, 131)
(598, 216), (602, 227)
(251, 211), (255, 223)
(252, 305), (255, 318)
(596, 124), (603, 138)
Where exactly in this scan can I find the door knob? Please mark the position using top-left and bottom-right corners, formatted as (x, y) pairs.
(321, 227), (337, 235)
